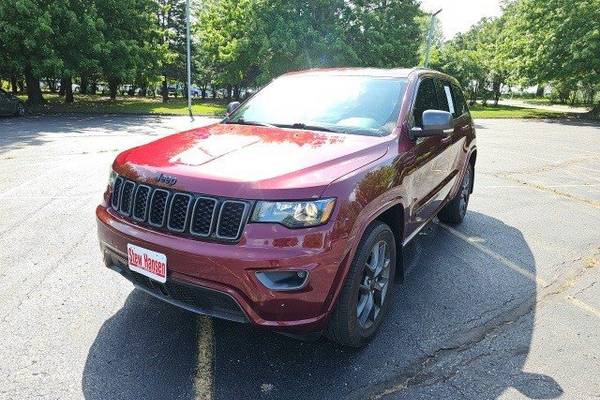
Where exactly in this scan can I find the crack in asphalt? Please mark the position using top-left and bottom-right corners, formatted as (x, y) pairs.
(344, 294), (539, 400)
(491, 172), (600, 209)
(346, 246), (600, 400)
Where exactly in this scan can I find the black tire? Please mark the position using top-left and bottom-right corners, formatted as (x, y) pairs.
(438, 162), (473, 224)
(326, 221), (396, 347)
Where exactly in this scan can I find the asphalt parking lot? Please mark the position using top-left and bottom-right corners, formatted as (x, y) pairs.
(0, 115), (598, 400)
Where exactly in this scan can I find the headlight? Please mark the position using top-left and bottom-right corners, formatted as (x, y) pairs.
(108, 168), (117, 187)
(251, 199), (336, 228)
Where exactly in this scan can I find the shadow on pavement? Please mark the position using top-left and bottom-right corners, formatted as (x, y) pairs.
(0, 114), (188, 155)
(82, 291), (199, 400)
(83, 212), (563, 399)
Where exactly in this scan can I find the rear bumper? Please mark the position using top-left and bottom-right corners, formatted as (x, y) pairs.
(96, 205), (349, 333)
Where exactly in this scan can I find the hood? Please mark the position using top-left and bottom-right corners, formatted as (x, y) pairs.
(114, 123), (390, 199)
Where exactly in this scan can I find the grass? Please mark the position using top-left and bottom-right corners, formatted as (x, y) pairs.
(469, 104), (568, 119)
(16, 93), (575, 120)
(19, 93), (227, 116)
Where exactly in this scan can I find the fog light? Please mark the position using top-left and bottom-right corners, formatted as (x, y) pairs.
(255, 270), (309, 291)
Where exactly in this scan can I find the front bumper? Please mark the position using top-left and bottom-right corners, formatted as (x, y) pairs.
(96, 205), (349, 333)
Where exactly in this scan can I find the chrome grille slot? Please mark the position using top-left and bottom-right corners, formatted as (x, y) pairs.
(133, 185), (151, 221)
(167, 193), (192, 232)
(108, 175), (249, 243)
(111, 177), (124, 210)
(119, 180), (135, 216)
(216, 201), (248, 240)
(190, 197), (217, 237)
(148, 189), (170, 227)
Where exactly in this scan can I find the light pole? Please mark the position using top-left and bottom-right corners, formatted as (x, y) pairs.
(424, 8), (442, 69)
(185, 0), (194, 120)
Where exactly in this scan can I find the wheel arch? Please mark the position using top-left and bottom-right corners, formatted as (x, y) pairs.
(468, 149), (477, 193)
(374, 203), (405, 284)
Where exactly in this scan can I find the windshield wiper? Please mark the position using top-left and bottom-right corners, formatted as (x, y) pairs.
(274, 123), (342, 133)
(225, 118), (276, 128)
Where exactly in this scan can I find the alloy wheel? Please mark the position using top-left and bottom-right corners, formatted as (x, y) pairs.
(459, 166), (472, 217)
(357, 240), (391, 329)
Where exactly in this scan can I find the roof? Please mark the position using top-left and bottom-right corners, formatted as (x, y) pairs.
(281, 67), (439, 79)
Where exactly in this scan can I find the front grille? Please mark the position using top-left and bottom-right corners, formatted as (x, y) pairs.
(119, 181), (135, 216)
(167, 193), (192, 232)
(191, 197), (217, 237)
(133, 185), (151, 221)
(109, 175), (250, 242)
(217, 201), (248, 239)
(149, 189), (169, 227)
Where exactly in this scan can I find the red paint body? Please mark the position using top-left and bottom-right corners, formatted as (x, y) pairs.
(96, 68), (477, 333)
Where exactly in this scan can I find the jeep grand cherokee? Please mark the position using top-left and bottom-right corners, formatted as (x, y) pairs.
(96, 68), (476, 347)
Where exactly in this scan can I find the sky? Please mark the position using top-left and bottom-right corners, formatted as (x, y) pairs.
(419, 0), (503, 39)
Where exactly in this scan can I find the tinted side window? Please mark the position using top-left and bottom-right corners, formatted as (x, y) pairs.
(413, 78), (438, 127)
(434, 79), (450, 112)
(451, 84), (468, 117)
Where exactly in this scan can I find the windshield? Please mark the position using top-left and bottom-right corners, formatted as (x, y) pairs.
(227, 74), (408, 136)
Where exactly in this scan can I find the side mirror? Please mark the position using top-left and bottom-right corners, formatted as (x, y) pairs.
(227, 101), (240, 115)
(411, 110), (454, 139)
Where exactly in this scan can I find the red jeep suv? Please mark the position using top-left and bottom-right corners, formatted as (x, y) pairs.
(97, 68), (476, 347)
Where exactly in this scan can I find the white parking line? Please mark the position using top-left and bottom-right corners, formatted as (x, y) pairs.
(480, 184), (600, 189)
(195, 316), (214, 400)
(438, 223), (600, 320)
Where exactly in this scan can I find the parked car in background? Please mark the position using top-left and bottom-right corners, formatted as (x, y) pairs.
(97, 68), (476, 347)
(0, 88), (25, 116)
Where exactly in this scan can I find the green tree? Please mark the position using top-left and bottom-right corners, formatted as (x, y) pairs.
(95, 0), (157, 99)
(196, 0), (261, 98)
(0, 0), (61, 104)
(345, 0), (423, 68)
(48, 0), (103, 103)
(156, 0), (192, 101)
(503, 0), (600, 112)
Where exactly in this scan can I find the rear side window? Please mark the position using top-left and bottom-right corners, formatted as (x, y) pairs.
(434, 79), (452, 113)
(413, 78), (438, 127)
(451, 84), (468, 117)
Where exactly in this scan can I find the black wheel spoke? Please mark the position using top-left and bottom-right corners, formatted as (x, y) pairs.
(357, 239), (392, 329)
(358, 292), (374, 326)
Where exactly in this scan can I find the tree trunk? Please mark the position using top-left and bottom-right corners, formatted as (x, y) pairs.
(24, 64), (44, 105)
(108, 77), (119, 100)
(46, 78), (57, 93)
(64, 76), (74, 103)
(10, 75), (18, 94)
(201, 87), (206, 99)
(226, 85), (232, 100)
(59, 77), (67, 96)
(535, 85), (544, 97)
(492, 81), (501, 106)
(161, 78), (168, 103)
(80, 76), (88, 95)
(212, 89), (216, 99)
(233, 85), (240, 100)
(90, 81), (97, 95)
(17, 80), (25, 93)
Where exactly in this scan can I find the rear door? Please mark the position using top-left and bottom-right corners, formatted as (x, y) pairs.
(427, 78), (469, 209)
